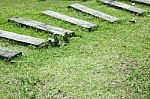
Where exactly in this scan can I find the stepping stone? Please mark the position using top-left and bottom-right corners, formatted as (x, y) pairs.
(131, 0), (150, 5)
(97, 0), (146, 15)
(0, 47), (22, 60)
(42, 10), (97, 31)
(0, 30), (46, 46)
(69, 3), (120, 22)
(9, 17), (74, 36)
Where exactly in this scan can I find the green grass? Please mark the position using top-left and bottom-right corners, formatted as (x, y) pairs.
(0, 0), (150, 98)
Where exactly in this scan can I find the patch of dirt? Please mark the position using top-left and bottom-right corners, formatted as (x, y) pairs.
(118, 58), (138, 74)
(51, 90), (72, 99)
(107, 80), (123, 87)
(92, 71), (104, 79)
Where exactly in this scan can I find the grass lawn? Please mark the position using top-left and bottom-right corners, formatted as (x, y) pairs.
(0, 0), (150, 98)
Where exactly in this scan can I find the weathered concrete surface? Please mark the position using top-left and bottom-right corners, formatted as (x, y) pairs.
(0, 30), (46, 46)
(69, 3), (120, 22)
(131, 0), (150, 5)
(9, 17), (74, 36)
(97, 0), (147, 15)
(42, 10), (97, 30)
(0, 47), (22, 59)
